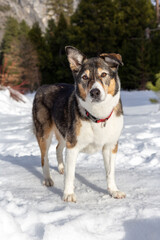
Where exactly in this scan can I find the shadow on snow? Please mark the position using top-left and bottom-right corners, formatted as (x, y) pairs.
(0, 154), (107, 197)
(123, 218), (160, 240)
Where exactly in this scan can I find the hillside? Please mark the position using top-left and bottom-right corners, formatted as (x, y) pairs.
(0, 0), (48, 43)
(0, 0), (80, 43)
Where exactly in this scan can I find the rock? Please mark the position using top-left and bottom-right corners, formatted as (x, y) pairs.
(0, 0), (48, 43)
(0, 0), (79, 43)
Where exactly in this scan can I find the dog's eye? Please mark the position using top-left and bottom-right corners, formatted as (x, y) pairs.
(101, 72), (107, 78)
(82, 75), (88, 80)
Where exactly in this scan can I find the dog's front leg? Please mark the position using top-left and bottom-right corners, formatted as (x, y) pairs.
(102, 144), (126, 199)
(63, 147), (78, 202)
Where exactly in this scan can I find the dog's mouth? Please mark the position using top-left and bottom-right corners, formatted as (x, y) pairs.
(91, 98), (102, 103)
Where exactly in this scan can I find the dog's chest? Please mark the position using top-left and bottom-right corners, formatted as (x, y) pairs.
(77, 114), (123, 153)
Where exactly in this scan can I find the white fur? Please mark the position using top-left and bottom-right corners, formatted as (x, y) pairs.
(64, 147), (78, 202)
(56, 142), (65, 174)
(79, 113), (123, 154)
(102, 145), (125, 198)
(103, 145), (118, 191)
(102, 144), (126, 198)
(43, 131), (54, 186)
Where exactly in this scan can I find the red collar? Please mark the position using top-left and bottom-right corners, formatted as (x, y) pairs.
(85, 109), (114, 123)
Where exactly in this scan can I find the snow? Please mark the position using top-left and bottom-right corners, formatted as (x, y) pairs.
(0, 88), (160, 240)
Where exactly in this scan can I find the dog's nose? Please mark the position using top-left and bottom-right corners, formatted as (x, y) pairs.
(90, 88), (100, 99)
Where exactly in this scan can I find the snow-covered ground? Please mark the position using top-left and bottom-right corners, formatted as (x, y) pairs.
(0, 89), (160, 240)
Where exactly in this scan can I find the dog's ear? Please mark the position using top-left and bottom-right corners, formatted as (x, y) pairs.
(100, 53), (123, 72)
(65, 46), (86, 72)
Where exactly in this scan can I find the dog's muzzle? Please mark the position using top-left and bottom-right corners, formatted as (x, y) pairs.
(90, 88), (100, 101)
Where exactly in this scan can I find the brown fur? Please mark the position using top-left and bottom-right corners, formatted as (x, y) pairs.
(78, 83), (87, 100)
(108, 78), (116, 96)
(53, 123), (63, 143)
(100, 53), (123, 64)
(110, 53), (122, 63)
(70, 63), (78, 72)
(97, 67), (103, 75)
(84, 69), (90, 77)
(37, 125), (53, 166)
(112, 143), (118, 154)
(114, 99), (123, 116)
(66, 117), (82, 149)
(66, 141), (75, 149)
(87, 80), (95, 93)
(97, 68), (115, 94)
(37, 137), (46, 167)
(76, 118), (82, 137)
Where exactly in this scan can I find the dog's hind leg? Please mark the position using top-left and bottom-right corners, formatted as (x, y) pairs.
(54, 127), (65, 174)
(56, 143), (65, 174)
(37, 128), (54, 187)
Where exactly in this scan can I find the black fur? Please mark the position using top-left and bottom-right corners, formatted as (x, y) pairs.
(32, 83), (85, 146)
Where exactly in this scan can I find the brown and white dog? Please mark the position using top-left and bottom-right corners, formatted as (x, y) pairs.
(32, 46), (126, 202)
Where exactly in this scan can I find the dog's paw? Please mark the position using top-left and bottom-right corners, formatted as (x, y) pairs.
(43, 178), (54, 187)
(58, 163), (64, 175)
(109, 189), (126, 199)
(63, 193), (77, 203)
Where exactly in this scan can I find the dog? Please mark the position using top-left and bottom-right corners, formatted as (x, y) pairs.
(32, 46), (126, 202)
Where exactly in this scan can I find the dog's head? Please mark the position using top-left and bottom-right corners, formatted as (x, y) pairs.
(65, 46), (123, 104)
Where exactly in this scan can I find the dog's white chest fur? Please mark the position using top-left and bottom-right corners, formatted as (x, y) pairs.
(77, 113), (123, 154)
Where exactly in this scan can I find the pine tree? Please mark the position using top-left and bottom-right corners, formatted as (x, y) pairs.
(19, 20), (30, 36)
(149, 31), (160, 78)
(2, 17), (19, 53)
(19, 35), (41, 91)
(46, 0), (74, 23)
(114, 0), (156, 89)
(29, 22), (53, 85)
(70, 0), (116, 56)
(0, 18), (41, 91)
(45, 13), (72, 84)
(29, 18), (72, 85)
